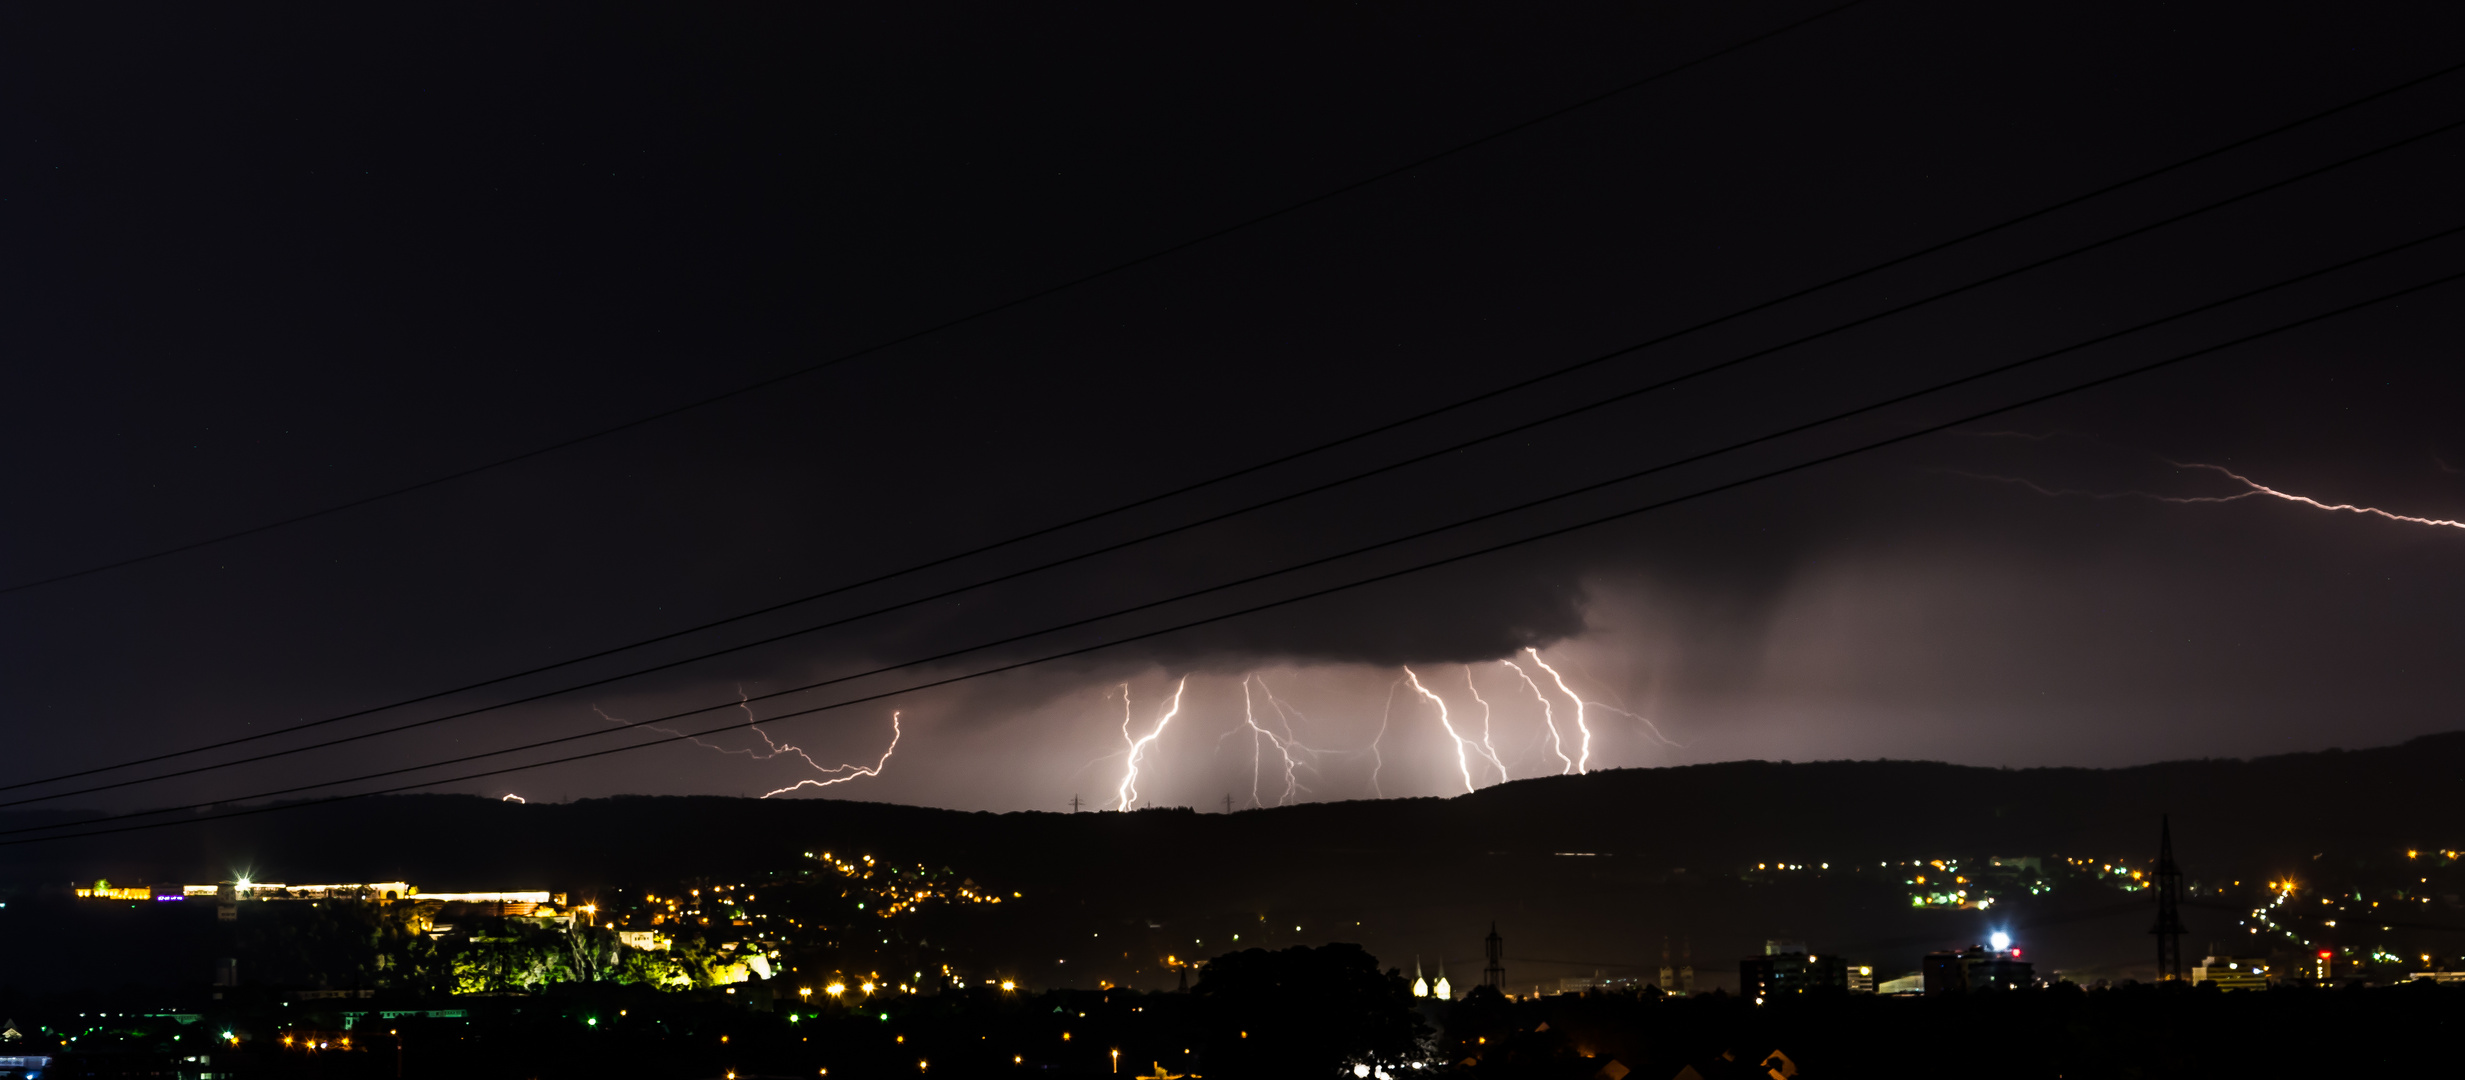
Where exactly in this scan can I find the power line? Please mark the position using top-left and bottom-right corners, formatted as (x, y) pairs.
(9, 75), (2459, 803)
(8, 113), (2460, 813)
(16, 245), (2458, 844)
(0, 1), (1877, 601)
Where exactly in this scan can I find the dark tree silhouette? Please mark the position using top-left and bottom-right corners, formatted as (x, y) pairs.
(1193, 943), (1427, 1076)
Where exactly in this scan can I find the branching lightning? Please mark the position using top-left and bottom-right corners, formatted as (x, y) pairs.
(1113, 676), (1187, 811)
(1524, 649), (1591, 775)
(1500, 658), (1571, 775)
(1463, 665), (1507, 784)
(1582, 700), (1685, 749)
(1238, 676), (1304, 808)
(1084, 662), (1676, 807)
(593, 690), (901, 799)
(1402, 666), (1479, 794)
(1951, 455), (2465, 531)
(759, 712), (902, 798)
(1368, 676), (1401, 799)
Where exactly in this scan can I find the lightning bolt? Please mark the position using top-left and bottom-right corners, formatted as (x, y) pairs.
(593, 691), (902, 798)
(1950, 457), (2465, 531)
(1581, 699), (1684, 749)
(1525, 649), (1590, 775)
(1500, 657), (1573, 776)
(759, 712), (902, 798)
(1114, 676), (1187, 811)
(1369, 676), (1401, 799)
(1402, 666), (1479, 794)
(1235, 679), (1266, 808)
(1259, 678), (1367, 802)
(1238, 676), (1306, 808)
(1464, 665), (1507, 784)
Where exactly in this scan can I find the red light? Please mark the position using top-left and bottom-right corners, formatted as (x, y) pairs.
(2010, 949), (2021, 958)
(2318, 950), (2333, 958)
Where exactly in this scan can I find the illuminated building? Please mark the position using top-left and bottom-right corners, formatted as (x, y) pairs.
(2190, 956), (2269, 991)
(1877, 972), (1924, 994)
(1557, 971), (1608, 994)
(1740, 941), (1848, 1001)
(1658, 936), (1694, 996)
(189, 881), (420, 902)
(1921, 942), (2034, 993)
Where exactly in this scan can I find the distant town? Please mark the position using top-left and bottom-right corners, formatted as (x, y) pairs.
(6, 812), (2463, 1078)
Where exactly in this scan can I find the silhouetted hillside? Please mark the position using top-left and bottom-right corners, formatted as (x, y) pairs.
(7, 734), (2462, 992)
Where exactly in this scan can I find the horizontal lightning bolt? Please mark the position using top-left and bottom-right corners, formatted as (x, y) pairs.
(1952, 462), (2465, 531)
(593, 691), (901, 798)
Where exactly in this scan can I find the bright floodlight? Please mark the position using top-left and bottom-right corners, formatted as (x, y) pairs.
(1990, 932), (2011, 952)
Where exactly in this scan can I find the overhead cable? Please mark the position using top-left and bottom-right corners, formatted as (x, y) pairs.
(8, 69), (2459, 799)
(14, 236), (2459, 843)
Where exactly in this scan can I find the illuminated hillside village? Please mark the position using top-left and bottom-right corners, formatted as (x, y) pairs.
(8, 834), (2463, 1078)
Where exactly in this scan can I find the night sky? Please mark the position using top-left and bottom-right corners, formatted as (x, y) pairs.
(4, 1), (2463, 819)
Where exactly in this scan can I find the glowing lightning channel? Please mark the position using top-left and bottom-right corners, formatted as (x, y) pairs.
(1402, 666), (1479, 794)
(1114, 677), (1188, 811)
(1583, 700), (1685, 749)
(1952, 461), (2465, 531)
(1464, 665), (1508, 784)
(1237, 679), (1266, 809)
(1240, 676), (1305, 808)
(593, 692), (901, 798)
(1368, 676), (1401, 799)
(1500, 658), (1573, 776)
(759, 712), (902, 798)
(1256, 679), (1356, 802)
(1525, 649), (1590, 775)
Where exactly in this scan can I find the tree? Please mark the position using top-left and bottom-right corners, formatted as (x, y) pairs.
(1193, 944), (1428, 1077)
(566, 920), (620, 984)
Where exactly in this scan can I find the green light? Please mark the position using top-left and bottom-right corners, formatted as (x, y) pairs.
(788, 1014), (798, 1023)
(879, 1012), (889, 1021)
(586, 1018), (597, 1026)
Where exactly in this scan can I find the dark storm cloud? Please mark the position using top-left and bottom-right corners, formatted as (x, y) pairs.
(4, 1), (2464, 813)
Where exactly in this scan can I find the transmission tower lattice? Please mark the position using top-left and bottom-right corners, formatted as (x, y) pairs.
(2152, 814), (2187, 982)
(1483, 922), (1506, 991)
